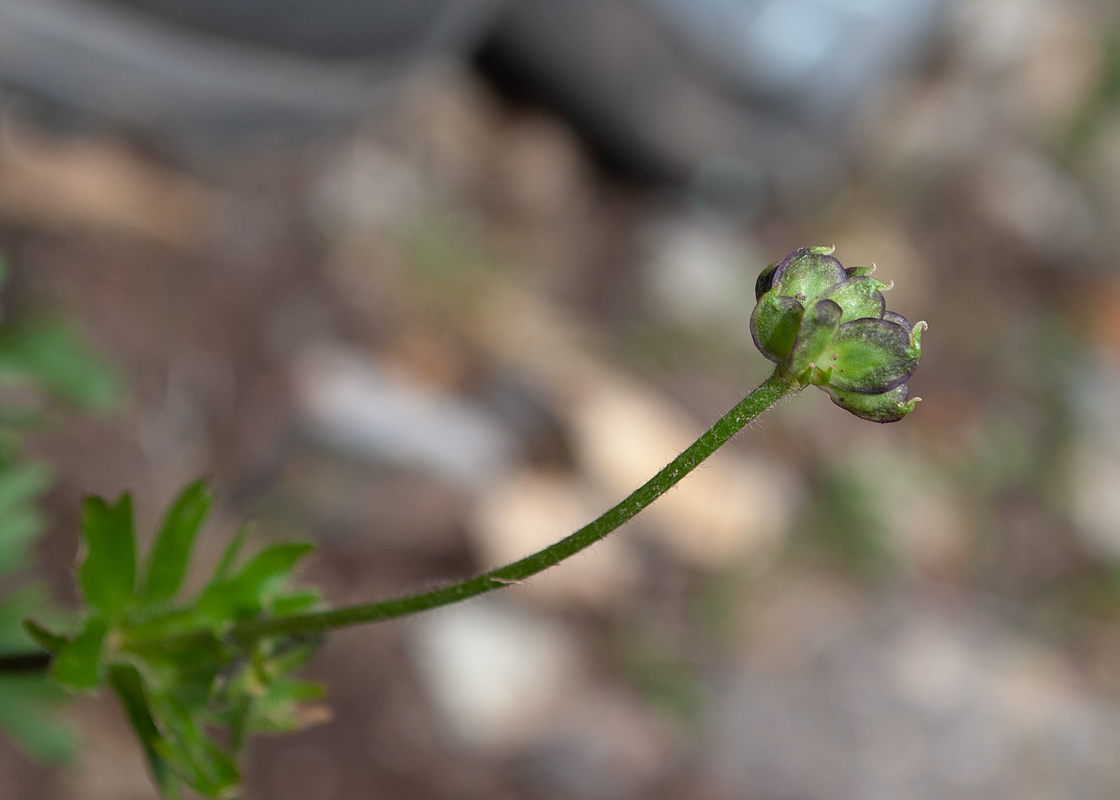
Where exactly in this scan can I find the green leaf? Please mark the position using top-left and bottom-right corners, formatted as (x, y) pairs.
(0, 318), (122, 411)
(108, 663), (179, 799)
(154, 694), (239, 797)
(0, 506), (44, 578)
(125, 631), (228, 709)
(211, 525), (249, 585)
(0, 462), (51, 517)
(0, 675), (79, 763)
(22, 618), (69, 654)
(196, 543), (315, 623)
(269, 588), (322, 617)
(51, 615), (108, 691)
(78, 494), (136, 618)
(142, 480), (212, 604)
(247, 678), (327, 733)
(0, 462), (50, 578)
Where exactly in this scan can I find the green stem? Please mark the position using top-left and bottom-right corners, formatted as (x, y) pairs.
(231, 370), (797, 641)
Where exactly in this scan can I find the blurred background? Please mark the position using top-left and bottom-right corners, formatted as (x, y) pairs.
(3, 0), (1120, 797)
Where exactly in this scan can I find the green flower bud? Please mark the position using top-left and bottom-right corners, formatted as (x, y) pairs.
(751, 246), (925, 423)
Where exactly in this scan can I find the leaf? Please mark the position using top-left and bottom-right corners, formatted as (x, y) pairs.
(0, 318), (122, 411)
(211, 525), (249, 585)
(247, 678), (327, 733)
(0, 462), (51, 579)
(154, 694), (239, 798)
(0, 462), (51, 518)
(0, 675), (79, 763)
(142, 480), (212, 604)
(269, 588), (322, 617)
(78, 494), (136, 618)
(0, 506), (44, 579)
(196, 543), (315, 623)
(51, 615), (108, 691)
(108, 663), (179, 799)
(22, 618), (69, 654)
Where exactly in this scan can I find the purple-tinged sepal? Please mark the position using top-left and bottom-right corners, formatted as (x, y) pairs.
(771, 246), (846, 304)
(750, 291), (804, 365)
(823, 383), (920, 423)
(823, 317), (921, 394)
(821, 276), (889, 322)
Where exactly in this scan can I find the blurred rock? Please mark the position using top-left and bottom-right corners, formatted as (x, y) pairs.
(310, 137), (426, 237)
(712, 584), (1120, 800)
(292, 344), (516, 490)
(1067, 444), (1120, 560)
(571, 375), (797, 568)
(976, 146), (1094, 257)
(408, 599), (583, 751)
(0, 122), (216, 247)
(825, 211), (931, 322)
(641, 218), (763, 338)
(468, 468), (640, 609)
(519, 687), (676, 800)
(853, 447), (971, 576)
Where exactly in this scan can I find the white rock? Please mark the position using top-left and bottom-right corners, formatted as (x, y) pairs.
(292, 344), (515, 490)
(570, 375), (797, 568)
(408, 600), (581, 751)
(468, 469), (640, 608)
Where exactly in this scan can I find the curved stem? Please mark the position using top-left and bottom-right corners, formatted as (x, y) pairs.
(0, 369), (796, 673)
(231, 369), (796, 641)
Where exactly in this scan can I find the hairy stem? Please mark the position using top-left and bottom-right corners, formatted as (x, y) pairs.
(0, 369), (796, 673)
(231, 369), (796, 640)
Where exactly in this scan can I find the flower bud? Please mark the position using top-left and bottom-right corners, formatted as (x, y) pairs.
(751, 247), (925, 423)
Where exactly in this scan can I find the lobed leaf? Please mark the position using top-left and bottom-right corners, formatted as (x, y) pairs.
(108, 663), (179, 799)
(142, 480), (212, 604)
(78, 494), (136, 619)
(0, 675), (79, 763)
(23, 618), (69, 654)
(50, 615), (108, 691)
(0, 318), (122, 411)
(196, 543), (315, 623)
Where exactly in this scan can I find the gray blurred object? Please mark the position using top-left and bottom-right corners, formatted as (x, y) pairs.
(0, 0), (503, 140)
(479, 0), (946, 204)
(0, 0), (945, 193)
(643, 0), (945, 121)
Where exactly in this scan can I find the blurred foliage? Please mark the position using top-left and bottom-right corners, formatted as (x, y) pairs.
(798, 468), (891, 580)
(27, 480), (325, 799)
(0, 251), (122, 763)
